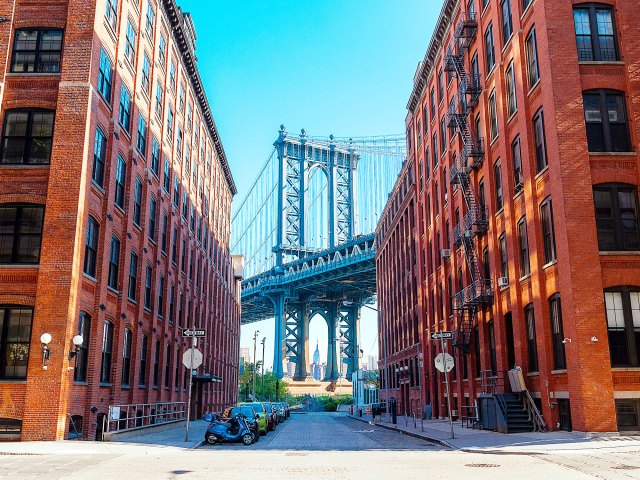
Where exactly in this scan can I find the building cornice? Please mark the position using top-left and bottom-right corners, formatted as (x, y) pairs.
(406, 0), (459, 113)
(162, 0), (237, 196)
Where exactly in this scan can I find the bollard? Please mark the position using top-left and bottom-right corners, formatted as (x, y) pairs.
(404, 410), (408, 426)
(413, 411), (417, 429)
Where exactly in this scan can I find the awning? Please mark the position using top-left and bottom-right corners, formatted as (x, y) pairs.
(193, 374), (222, 383)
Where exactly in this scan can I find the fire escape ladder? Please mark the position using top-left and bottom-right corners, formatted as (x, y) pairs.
(445, 11), (492, 353)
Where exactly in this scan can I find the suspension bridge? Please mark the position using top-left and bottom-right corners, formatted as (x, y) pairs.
(231, 126), (405, 380)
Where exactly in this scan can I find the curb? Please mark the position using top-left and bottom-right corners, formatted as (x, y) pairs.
(190, 440), (205, 449)
(347, 415), (456, 449)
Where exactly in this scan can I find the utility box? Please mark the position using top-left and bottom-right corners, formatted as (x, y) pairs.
(508, 366), (526, 393)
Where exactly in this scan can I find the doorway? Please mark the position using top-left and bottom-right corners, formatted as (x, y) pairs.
(505, 313), (515, 370)
(95, 413), (106, 441)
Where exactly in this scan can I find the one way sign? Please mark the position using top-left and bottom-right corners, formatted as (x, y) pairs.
(182, 329), (206, 337)
(430, 331), (453, 340)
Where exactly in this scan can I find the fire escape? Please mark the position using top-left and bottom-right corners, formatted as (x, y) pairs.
(444, 12), (493, 353)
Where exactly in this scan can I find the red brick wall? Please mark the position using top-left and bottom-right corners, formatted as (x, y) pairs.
(0, 0), (240, 441)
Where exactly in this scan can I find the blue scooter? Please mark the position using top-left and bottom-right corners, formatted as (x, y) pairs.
(203, 413), (255, 446)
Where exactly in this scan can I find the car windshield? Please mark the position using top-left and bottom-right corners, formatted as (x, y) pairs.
(243, 403), (264, 413)
(241, 407), (256, 418)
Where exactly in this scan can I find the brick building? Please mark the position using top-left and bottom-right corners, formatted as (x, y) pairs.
(378, 0), (640, 432)
(0, 0), (241, 441)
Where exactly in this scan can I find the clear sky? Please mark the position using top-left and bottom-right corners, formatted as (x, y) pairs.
(181, 0), (439, 370)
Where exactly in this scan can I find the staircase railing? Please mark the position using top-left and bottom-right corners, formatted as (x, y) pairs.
(523, 390), (547, 432)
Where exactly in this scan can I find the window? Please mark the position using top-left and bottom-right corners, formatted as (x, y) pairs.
(440, 117), (446, 154)
(501, 0), (513, 44)
(171, 227), (178, 263)
(485, 24), (495, 72)
(164, 345), (171, 388)
(155, 80), (163, 118)
(119, 86), (132, 132)
(74, 312), (90, 382)
(583, 90), (630, 152)
(593, 184), (640, 251)
(573, 5), (618, 61)
(128, 252), (138, 301)
(92, 127), (107, 187)
(141, 52), (151, 94)
(139, 334), (148, 387)
(549, 294), (566, 370)
(83, 216), (99, 277)
(488, 321), (497, 374)
(437, 69), (444, 103)
(483, 246), (490, 280)
(540, 197), (557, 264)
(161, 212), (168, 253)
(512, 136), (523, 192)
(169, 61), (176, 90)
(105, 0), (118, 31)
(524, 304), (539, 372)
(522, 0), (532, 11)
(489, 90), (498, 141)
(124, 20), (136, 64)
(0, 204), (44, 264)
(145, 2), (155, 38)
(107, 236), (120, 290)
(169, 284), (175, 324)
(133, 178), (142, 226)
(1, 109), (55, 164)
(151, 138), (159, 175)
(517, 216), (531, 277)
(605, 288), (640, 366)
(153, 339), (160, 387)
(506, 61), (517, 117)
(158, 34), (166, 66)
(121, 328), (132, 386)
(158, 276), (165, 317)
(430, 88), (436, 120)
(114, 155), (126, 209)
(0, 307), (33, 379)
(174, 347), (180, 389)
(173, 178), (180, 207)
(144, 265), (152, 310)
(10, 29), (63, 73)
(98, 49), (113, 102)
(498, 232), (508, 280)
(100, 320), (114, 383)
(494, 160), (503, 211)
(163, 158), (171, 192)
(178, 84), (185, 111)
(533, 110), (548, 172)
(167, 107), (174, 139)
(149, 197), (157, 241)
(137, 116), (147, 154)
(432, 133), (438, 167)
(526, 28), (540, 88)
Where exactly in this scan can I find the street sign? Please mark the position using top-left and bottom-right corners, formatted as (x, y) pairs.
(430, 331), (453, 340)
(182, 329), (206, 337)
(182, 347), (203, 369)
(434, 353), (455, 373)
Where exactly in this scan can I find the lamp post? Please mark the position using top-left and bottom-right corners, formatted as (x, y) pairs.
(261, 337), (266, 392)
(252, 330), (259, 399)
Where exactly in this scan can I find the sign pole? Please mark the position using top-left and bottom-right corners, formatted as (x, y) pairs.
(184, 335), (195, 442)
(440, 334), (454, 439)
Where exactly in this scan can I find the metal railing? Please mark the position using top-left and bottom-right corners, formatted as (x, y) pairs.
(523, 390), (547, 432)
(106, 401), (186, 434)
(480, 370), (507, 395)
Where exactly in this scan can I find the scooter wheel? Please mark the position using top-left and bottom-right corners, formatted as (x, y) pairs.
(242, 433), (254, 445)
(206, 435), (217, 445)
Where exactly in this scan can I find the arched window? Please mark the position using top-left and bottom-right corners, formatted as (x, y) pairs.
(593, 183), (640, 251)
(583, 89), (630, 152)
(573, 4), (618, 61)
(83, 216), (99, 277)
(0, 204), (45, 264)
(73, 312), (91, 382)
(100, 320), (114, 384)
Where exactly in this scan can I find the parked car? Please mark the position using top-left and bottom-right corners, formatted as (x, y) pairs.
(262, 402), (278, 431)
(273, 402), (286, 422)
(239, 402), (268, 435)
(221, 406), (259, 442)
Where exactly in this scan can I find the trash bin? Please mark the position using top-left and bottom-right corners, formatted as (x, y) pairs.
(390, 397), (397, 424)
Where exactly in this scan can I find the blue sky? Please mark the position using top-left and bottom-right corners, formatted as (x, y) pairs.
(182, 0), (438, 369)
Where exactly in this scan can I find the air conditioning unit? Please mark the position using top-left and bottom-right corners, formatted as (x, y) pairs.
(441, 249), (451, 260)
(498, 277), (509, 288)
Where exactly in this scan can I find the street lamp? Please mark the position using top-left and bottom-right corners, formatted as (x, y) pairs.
(252, 330), (260, 400)
(261, 337), (266, 393)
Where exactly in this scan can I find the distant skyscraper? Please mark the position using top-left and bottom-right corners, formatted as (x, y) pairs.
(367, 355), (378, 371)
(313, 342), (320, 364)
(286, 358), (296, 378)
(240, 347), (251, 364)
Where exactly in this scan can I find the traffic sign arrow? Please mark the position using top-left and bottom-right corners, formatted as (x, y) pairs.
(182, 329), (206, 337)
(430, 331), (453, 340)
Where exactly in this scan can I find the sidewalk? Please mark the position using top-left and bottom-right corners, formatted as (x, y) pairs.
(349, 413), (640, 454)
(0, 421), (208, 455)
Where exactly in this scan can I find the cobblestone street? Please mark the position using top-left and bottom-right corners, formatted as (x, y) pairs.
(3, 413), (640, 479)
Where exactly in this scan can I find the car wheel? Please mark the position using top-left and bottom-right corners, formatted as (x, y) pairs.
(242, 433), (254, 445)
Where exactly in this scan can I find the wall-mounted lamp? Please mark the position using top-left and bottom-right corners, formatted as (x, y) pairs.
(591, 336), (599, 343)
(561, 338), (572, 344)
(68, 335), (84, 361)
(41, 333), (52, 369)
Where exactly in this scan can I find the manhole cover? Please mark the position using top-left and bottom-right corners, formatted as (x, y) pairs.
(612, 465), (640, 470)
(465, 464), (500, 468)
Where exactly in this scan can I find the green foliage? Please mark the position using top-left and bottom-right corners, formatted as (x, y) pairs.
(239, 364), (287, 401)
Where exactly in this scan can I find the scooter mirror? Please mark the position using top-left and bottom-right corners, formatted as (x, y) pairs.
(203, 413), (213, 423)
